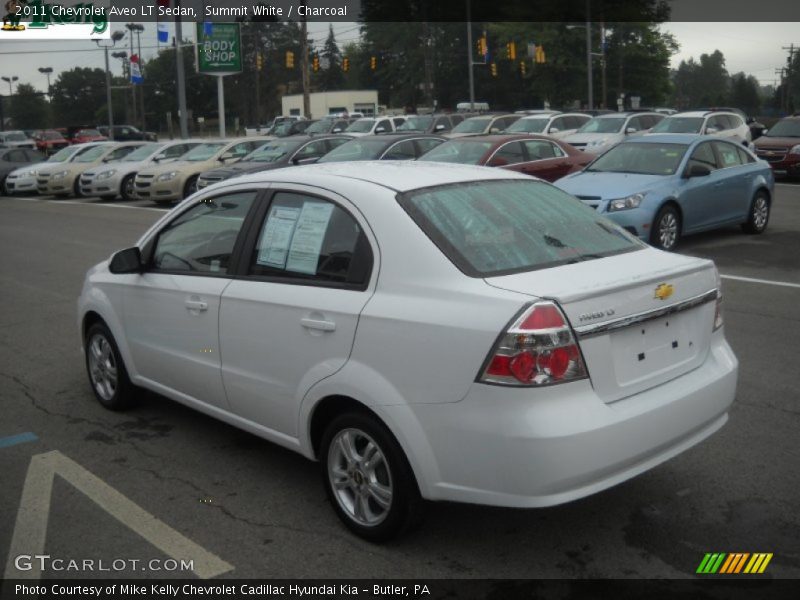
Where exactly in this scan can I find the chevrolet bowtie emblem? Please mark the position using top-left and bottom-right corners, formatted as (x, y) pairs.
(654, 283), (674, 301)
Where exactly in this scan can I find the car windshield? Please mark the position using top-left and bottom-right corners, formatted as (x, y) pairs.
(418, 141), (493, 164)
(505, 118), (549, 133)
(585, 142), (688, 175)
(4, 132), (27, 141)
(318, 139), (388, 162)
(451, 118), (491, 134)
(73, 145), (108, 162)
(183, 143), (225, 161)
(577, 117), (626, 134)
(399, 180), (643, 277)
(765, 120), (800, 137)
(121, 143), (161, 161)
(397, 116), (433, 131)
(243, 141), (295, 162)
(48, 147), (74, 162)
(346, 119), (376, 133)
(650, 117), (704, 134)
(306, 120), (333, 134)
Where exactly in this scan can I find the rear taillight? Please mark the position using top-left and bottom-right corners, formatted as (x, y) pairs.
(713, 269), (723, 331)
(479, 301), (588, 386)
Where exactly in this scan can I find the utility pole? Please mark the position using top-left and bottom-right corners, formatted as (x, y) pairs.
(135, 25), (146, 130)
(126, 26), (137, 125)
(782, 44), (798, 113)
(585, 0), (593, 110)
(465, 0), (475, 111)
(174, 0), (189, 138)
(300, 9), (310, 118)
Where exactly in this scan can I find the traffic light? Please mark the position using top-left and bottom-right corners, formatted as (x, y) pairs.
(285, 50), (294, 68)
(342, 56), (349, 72)
(256, 52), (263, 71)
(519, 60), (526, 75)
(506, 41), (516, 60)
(535, 45), (546, 64)
(478, 35), (488, 58)
(312, 53), (320, 72)
(370, 56), (377, 70)
(490, 62), (497, 77)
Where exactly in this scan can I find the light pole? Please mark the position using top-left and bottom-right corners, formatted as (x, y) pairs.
(38, 67), (53, 98)
(95, 30), (125, 141)
(112, 51), (129, 123)
(130, 23), (146, 129)
(1, 76), (18, 96)
(465, 0), (475, 111)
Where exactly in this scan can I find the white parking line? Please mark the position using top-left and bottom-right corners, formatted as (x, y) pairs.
(721, 274), (800, 289)
(48, 199), (168, 212)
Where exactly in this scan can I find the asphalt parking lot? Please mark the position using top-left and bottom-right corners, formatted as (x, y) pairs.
(1, 182), (798, 580)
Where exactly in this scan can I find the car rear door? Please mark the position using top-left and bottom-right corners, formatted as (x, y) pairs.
(712, 140), (753, 223)
(121, 191), (259, 410)
(518, 139), (573, 181)
(219, 186), (377, 438)
(678, 141), (727, 232)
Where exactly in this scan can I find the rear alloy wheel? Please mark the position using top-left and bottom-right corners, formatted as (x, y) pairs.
(651, 204), (681, 251)
(84, 322), (137, 411)
(742, 191), (770, 234)
(320, 412), (423, 542)
(183, 175), (198, 199)
(121, 174), (136, 201)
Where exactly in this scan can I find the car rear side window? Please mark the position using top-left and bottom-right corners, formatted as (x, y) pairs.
(399, 180), (643, 277)
(249, 192), (371, 286)
(152, 192), (257, 274)
(714, 141), (742, 168)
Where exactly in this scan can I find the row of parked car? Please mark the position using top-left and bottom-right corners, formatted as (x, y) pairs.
(0, 125), (157, 157)
(4, 110), (798, 251)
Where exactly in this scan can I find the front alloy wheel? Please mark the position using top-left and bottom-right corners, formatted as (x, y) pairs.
(84, 322), (136, 410)
(651, 205), (681, 251)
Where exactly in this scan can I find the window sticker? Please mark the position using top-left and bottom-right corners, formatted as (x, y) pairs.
(256, 206), (301, 268)
(286, 202), (334, 274)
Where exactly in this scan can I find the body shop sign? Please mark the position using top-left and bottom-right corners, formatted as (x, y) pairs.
(196, 22), (241, 74)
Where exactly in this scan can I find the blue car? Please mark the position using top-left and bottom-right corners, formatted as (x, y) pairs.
(555, 134), (774, 250)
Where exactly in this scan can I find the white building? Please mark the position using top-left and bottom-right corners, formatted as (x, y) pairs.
(281, 91), (379, 118)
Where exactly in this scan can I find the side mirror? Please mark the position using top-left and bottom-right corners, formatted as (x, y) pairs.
(625, 127), (637, 134)
(686, 163), (711, 178)
(219, 152), (235, 162)
(292, 156), (318, 165)
(153, 153), (166, 162)
(762, 128), (769, 135)
(109, 247), (143, 274)
(434, 124), (446, 131)
(489, 127), (501, 133)
(332, 128), (342, 133)
(705, 127), (718, 134)
(488, 156), (509, 167)
(549, 127), (560, 133)
(375, 127), (386, 133)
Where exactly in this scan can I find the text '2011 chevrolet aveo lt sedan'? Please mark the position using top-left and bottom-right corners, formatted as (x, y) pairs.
(78, 162), (738, 541)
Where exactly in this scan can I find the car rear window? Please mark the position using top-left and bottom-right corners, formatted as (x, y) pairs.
(398, 180), (644, 277)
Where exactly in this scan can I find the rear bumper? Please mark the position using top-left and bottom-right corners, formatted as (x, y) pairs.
(383, 332), (737, 507)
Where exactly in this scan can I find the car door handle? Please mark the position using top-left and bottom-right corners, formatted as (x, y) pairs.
(185, 299), (208, 312)
(300, 317), (336, 332)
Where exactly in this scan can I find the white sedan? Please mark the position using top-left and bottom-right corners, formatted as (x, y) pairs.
(78, 162), (738, 541)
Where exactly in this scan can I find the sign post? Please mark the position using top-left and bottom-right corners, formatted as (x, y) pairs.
(196, 23), (242, 137)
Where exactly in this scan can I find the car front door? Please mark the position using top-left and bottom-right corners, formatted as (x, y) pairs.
(121, 191), (259, 410)
(677, 141), (727, 233)
(219, 187), (376, 438)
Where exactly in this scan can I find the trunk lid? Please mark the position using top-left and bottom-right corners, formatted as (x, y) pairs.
(485, 249), (718, 403)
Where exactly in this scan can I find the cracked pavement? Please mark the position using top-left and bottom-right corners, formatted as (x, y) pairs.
(1, 188), (798, 579)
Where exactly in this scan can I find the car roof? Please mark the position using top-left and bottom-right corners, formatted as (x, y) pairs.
(226, 161), (531, 193)
(445, 134), (553, 144)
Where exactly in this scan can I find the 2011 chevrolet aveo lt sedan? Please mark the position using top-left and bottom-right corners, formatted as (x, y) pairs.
(78, 162), (738, 541)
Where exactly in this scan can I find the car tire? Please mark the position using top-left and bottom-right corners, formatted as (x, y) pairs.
(183, 175), (198, 199)
(741, 191), (770, 235)
(650, 204), (681, 251)
(84, 322), (137, 411)
(320, 411), (424, 542)
(120, 174), (136, 201)
(0, 176), (6, 195)
(73, 177), (82, 198)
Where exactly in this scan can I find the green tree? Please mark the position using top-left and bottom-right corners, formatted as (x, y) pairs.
(729, 72), (761, 116)
(672, 50), (729, 108)
(318, 24), (345, 91)
(51, 67), (108, 125)
(9, 83), (50, 129)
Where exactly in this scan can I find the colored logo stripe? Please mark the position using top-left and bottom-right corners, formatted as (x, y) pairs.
(697, 552), (773, 574)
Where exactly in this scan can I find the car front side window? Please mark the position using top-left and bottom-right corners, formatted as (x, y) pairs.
(151, 192), (257, 274)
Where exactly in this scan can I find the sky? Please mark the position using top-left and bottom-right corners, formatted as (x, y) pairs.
(0, 22), (797, 98)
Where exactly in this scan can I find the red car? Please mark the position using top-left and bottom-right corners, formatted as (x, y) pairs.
(70, 128), (108, 144)
(752, 115), (800, 179)
(33, 130), (70, 155)
(417, 134), (591, 181)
